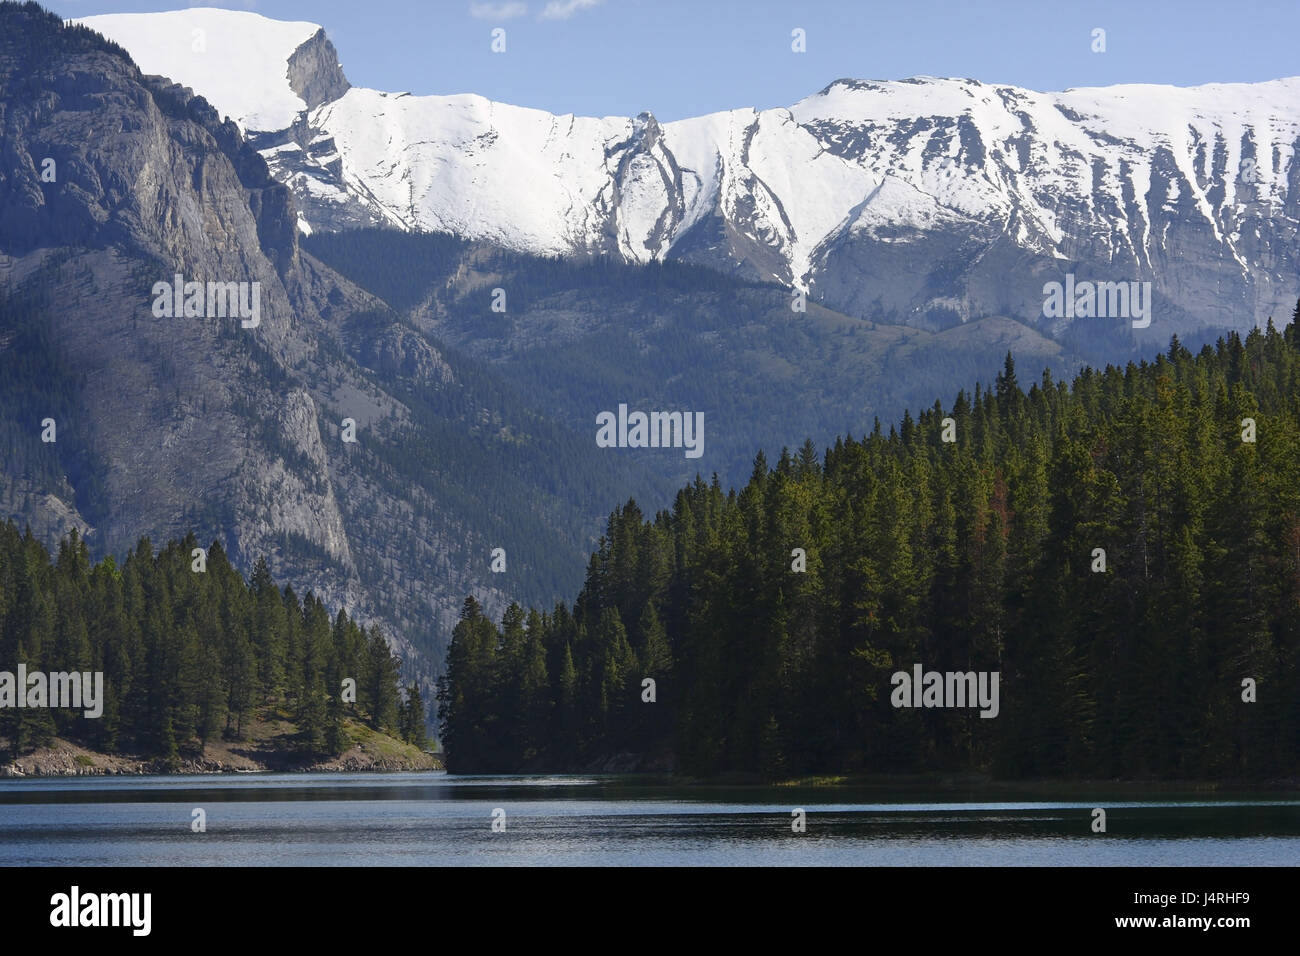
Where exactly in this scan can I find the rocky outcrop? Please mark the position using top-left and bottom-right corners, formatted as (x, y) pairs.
(287, 28), (350, 112)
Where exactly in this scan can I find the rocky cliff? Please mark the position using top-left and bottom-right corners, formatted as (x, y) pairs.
(0, 5), (641, 687)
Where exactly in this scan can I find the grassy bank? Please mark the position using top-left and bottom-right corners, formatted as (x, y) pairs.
(1, 709), (442, 777)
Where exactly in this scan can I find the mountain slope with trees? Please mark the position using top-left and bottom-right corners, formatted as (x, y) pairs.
(439, 314), (1300, 780)
(305, 228), (1173, 493)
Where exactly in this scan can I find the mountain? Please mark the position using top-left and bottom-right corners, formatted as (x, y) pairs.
(11, 2), (1296, 703)
(1, 2), (1084, 700)
(0, 3), (660, 686)
(78, 8), (1300, 336)
(301, 228), (1082, 494)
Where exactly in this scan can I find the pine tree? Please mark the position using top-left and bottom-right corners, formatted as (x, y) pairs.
(397, 682), (427, 747)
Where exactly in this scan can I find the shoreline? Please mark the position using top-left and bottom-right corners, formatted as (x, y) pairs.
(0, 734), (443, 778)
(4, 743), (1292, 790)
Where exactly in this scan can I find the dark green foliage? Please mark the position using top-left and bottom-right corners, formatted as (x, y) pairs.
(441, 318), (1300, 780)
(398, 683), (428, 748)
(1, 3), (136, 74)
(0, 526), (410, 759)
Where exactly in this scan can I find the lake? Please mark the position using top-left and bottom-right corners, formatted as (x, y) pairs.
(1, 772), (1296, 865)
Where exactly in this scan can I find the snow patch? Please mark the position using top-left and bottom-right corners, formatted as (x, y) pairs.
(74, 8), (321, 132)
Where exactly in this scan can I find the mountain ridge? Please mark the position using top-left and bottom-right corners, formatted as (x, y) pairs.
(76, 8), (1300, 335)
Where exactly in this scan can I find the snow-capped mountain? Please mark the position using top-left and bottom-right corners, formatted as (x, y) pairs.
(77, 8), (1300, 334)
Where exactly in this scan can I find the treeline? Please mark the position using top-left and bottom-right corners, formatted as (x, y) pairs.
(2, 4), (135, 104)
(0, 525), (427, 759)
(439, 313), (1300, 779)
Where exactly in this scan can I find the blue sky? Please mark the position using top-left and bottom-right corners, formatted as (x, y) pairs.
(60, 0), (1300, 120)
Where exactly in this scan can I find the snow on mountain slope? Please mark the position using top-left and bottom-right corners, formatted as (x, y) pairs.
(312, 89), (635, 252)
(76, 9), (1300, 333)
(76, 8), (321, 132)
(787, 76), (1299, 262)
(305, 72), (1299, 328)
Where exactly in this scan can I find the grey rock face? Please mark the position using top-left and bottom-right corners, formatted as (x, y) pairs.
(0, 8), (588, 689)
(287, 28), (350, 112)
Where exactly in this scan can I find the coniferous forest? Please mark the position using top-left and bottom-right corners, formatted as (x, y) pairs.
(439, 315), (1300, 779)
(0, 525), (426, 760)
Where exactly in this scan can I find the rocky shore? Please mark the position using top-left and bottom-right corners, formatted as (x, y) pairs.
(1, 735), (443, 777)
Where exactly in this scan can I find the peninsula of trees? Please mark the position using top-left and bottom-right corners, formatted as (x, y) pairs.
(0, 527), (428, 764)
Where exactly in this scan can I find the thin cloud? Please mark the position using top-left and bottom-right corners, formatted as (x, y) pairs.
(539, 0), (603, 20)
(469, 2), (528, 20)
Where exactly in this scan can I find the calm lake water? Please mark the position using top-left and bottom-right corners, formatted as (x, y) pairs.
(1, 772), (1296, 865)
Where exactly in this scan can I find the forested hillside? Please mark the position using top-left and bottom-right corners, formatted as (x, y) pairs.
(439, 314), (1300, 779)
(304, 228), (1125, 493)
(0, 524), (426, 760)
